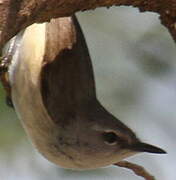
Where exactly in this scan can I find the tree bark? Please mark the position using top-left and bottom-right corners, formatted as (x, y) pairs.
(0, 0), (176, 50)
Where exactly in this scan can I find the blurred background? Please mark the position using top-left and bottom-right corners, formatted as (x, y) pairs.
(0, 6), (176, 180)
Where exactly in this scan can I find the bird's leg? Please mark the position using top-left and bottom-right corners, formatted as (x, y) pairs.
(0, 55), (9, 75)
(0, 37), (17, 108)
(0, 70), (13, 108)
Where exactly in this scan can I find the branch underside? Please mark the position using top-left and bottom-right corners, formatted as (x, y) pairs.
(0, 0), (176, 49)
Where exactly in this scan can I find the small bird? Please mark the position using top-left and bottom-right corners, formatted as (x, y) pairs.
(1, 15), (166, 170)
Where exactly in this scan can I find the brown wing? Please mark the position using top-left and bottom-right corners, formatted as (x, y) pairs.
(41, 16), (96, 124)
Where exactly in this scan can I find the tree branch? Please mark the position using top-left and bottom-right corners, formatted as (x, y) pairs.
(115, 161), (156, 180)
(0, 0), (176, 50)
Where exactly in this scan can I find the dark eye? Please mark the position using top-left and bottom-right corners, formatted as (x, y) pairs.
(102, 132), (117, 145)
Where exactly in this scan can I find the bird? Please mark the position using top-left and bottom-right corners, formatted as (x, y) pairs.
(0, 15), (166, 170)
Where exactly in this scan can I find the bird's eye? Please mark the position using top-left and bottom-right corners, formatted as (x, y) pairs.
(102, 132), (117, 145)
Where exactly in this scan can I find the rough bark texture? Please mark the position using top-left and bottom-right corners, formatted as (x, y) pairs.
(0, 0), (176, 50)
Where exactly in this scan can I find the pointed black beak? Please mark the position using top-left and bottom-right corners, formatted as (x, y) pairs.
(131, 142), (167, 154)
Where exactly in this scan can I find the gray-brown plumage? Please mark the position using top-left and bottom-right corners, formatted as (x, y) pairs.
(5, 16), (166, 170)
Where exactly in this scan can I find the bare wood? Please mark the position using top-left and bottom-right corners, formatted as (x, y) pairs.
(0, 0), (176, 50)
(115, 161), (156, 180)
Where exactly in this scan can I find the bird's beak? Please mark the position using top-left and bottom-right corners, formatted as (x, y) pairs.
(131, 142), (167, 154)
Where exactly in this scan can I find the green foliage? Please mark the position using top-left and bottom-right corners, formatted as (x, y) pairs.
(0, 84), (25, 150)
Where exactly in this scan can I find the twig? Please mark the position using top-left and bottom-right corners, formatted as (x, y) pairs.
(115, 161), (156, 180)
